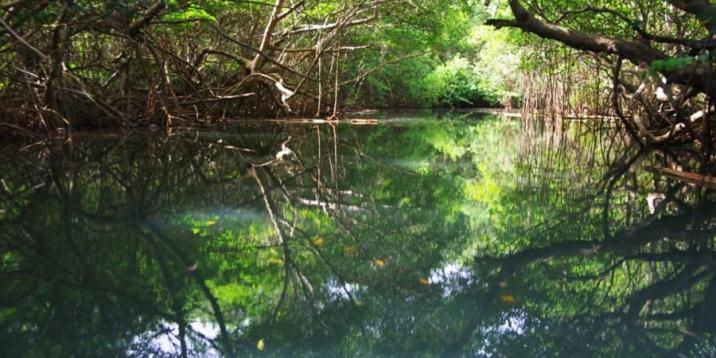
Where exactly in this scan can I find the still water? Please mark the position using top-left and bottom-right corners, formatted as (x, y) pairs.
(0, 112), (714, 357)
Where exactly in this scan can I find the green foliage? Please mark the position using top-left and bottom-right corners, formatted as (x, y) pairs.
(470, 25), (522, 104)
(304, 3), (339, 19)
(343, 1), (519, 108)
(422, 58), (470, 107)
(422, 57), (492, 107)
(165, 4), (217, 22)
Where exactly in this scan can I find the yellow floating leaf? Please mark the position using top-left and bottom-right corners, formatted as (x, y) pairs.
(500, 295), (516, 304)
(374, 258), (385, 268)
(419, 277), (430, 286)
(312, 237), (325, 247)
(257, 338), (265, 351)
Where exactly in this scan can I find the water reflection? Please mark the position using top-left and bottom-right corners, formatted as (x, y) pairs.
(0, 112), (713, 356)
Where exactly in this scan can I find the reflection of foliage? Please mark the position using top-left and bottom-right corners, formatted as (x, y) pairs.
(0, 114), (714, 356)
(470, 119), (716, 356)
(0, 114), (485, 355)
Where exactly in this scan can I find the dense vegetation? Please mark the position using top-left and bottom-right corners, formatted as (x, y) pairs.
(489, 0), (716, 169)
(0, 0), (516, 134)
(3, 0), (716, 154)
(3, 1), (716, 356)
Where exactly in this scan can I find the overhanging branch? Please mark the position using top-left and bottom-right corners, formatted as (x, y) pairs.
(487, 0), (716, 96)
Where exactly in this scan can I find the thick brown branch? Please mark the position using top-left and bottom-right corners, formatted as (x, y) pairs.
(252, 0), (286, 72)
(487, 0), (716, 96)
(555, 6), (693, 46)
(486, 0), (664, 64)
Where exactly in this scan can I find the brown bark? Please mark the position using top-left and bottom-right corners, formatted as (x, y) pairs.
(251, 0), (286, 73)
(486, 0), (716, 96)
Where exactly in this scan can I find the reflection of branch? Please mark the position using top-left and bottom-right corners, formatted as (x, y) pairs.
(646, 166), (716, 189)
(626, 266), (708, 322)
(289, 223), (358, 304)
(250, 166), (319, 314)
(249, 167), (286, 245)
(479, 203), (716, 272)
(145, 224), (234, 355)
(253, 167), (296, 319)
(624, 266), (711, 355)
(145, 235), (189, 358)
(477, 194), (716, 353)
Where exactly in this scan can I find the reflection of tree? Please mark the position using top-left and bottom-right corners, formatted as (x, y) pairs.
(474, 129), (716, 356)
(0, 115), (481, 355)
(0, 132), (251, 356)
(237, 120), (478, 354)
(3, 114), (714, 356)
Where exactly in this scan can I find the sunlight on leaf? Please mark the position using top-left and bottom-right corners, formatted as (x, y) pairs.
(500, 295), (516, 304)
(257, 338), (265, 351)
(498, 281), (509, 288)
(419, 277), (430, 286)
(374, 258), (386, 268)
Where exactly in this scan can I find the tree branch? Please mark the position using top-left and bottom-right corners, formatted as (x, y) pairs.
(486, 0), (716, 96)
(128, 0), (166, 37)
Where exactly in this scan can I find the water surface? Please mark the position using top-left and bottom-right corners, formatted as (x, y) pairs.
(0, 112), (714, 356)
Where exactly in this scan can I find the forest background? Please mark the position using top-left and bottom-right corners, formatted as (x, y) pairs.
(0, 0), (711, 136)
